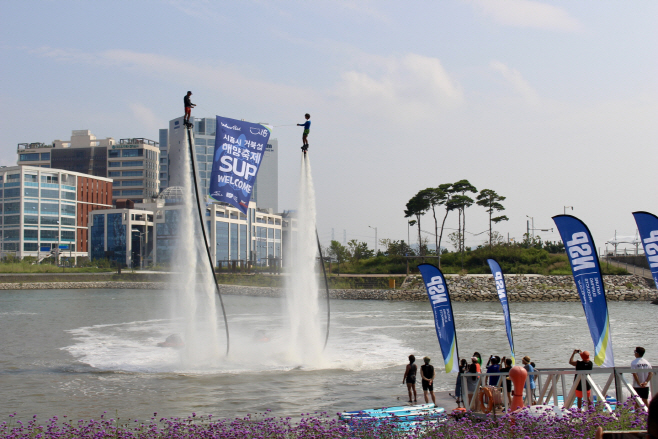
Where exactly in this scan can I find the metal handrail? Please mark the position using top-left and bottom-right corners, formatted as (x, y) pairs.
(460, 367), (656, 413)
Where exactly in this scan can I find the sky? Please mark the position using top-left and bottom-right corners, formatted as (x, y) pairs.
(1, 0), (656, 253)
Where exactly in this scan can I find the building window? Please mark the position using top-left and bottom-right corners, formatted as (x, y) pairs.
(40, 203), (58, 215)
(61, 217), (75, 226)
(61, 191), (76, 200)
(4, 229), (19, 241)
(24, 188), (39, 197)
(109, 150), (120, 158)
(61, 204), (75, 216)
(216, 221), (229, 263)
(5, 215), (20, 225)
(40, 152), (50, 161)
(230, 223), (238, 260)
(7, 174), (20, 181)
(40, 229), (59, 240)
(24, 174), (38, 182)
(122, 149), (143, 157)
(4, 202), (20, 214)
(24, 229), (38, 241)
(41, 189), (59, 199)
(195, 138), (206, 146)
(121, 180), (142, 187)
(107, 213), (126, 266)
(108, 171), (121, 177)
(122, 190), (143, 196)
(122, 170), (143, 177)
(19, 153), (40, 162)
(24, 215), (38, 225)
(109, 162), (121, 167)
(41, 216), (59, 225)
(112, 190), (121, 196)
(61, 230), (75, 241)
(40, 174), (58, 184)
(90, 214), (105, 260)
(24, 243), (39, 251)
(122, 161), (143, 167)
(4, 188), (20, 198)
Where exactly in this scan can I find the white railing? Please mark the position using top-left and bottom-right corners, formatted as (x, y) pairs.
(461, 367), (656, 414)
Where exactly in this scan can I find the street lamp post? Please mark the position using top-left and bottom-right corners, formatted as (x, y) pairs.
(368, 225), (378, 254)
(526, 215), (534, 241)
(564, 206), (573, 215)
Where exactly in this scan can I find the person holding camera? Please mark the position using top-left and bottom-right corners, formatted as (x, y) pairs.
(569, 349), (593, 409)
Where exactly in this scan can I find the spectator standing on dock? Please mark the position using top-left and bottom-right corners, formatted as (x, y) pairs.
(522, 356), (537, 405)
(473, 352), (483, 371)
(486, 355), (501, 386)
(420, 356), (436, 405)
(569, 349), (592, 409)
(631, 346), (653, 406)
(500, 357), (513, 407)
(455, 358), (468, 407)
(402, 355), (417, 403)
(466, 356), (480, 406)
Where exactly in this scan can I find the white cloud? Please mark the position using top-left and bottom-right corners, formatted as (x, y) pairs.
(466, 0), (582, 32)
(490, 60), (539, 104)
(335, 53), (462, 119)
(129, 103), (162, 133)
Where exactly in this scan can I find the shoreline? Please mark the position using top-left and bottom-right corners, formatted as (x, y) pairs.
(0, 274), (655, 302)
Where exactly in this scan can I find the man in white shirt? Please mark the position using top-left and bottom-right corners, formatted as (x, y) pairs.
(631, 346), (653, 406)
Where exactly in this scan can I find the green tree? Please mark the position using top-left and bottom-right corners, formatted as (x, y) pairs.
(347, 239), (374, 262)
(380, 239), (414, 256)
(417, 186), (452, 267)
(327, 240), (349, 272)
(451, 179), (477, 268)
(476, 188), (509, 247)
(404, 191), (430, 258)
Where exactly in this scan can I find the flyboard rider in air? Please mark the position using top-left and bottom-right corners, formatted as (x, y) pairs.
(184, 91), (196, 127)
(298, 113), (311, 154)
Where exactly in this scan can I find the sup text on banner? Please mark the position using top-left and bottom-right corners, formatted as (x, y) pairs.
(487, 258), (515, 365)
(209, 116), (272, 213)
(553, 215), (614, 367)
(632, 211), (658, 289)
(418, 264), (459, 373)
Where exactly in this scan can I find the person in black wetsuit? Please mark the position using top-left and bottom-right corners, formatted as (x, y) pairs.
(420, 356), (436, 405)
(297, 113), (311, 152)
(184, 91), (196, 126)
(402, 354), (417, 403)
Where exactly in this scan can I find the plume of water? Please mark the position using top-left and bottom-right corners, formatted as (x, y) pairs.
(168, 133), (223, 369)
(284, 155), (324, 365)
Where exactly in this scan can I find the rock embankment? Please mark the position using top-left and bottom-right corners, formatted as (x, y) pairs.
(219, 275), (658, 302)
(0, 275), (655, 302)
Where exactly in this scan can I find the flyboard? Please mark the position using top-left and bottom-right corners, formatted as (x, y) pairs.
(185, 122), (230, 355)
(303, 146), (331, 350)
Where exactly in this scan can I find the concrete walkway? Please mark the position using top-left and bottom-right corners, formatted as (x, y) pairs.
(604, 258), (654, 281)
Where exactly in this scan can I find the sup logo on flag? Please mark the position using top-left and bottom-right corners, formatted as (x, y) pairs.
(418, 264), (460, 373)
(209, 116), (272, 214)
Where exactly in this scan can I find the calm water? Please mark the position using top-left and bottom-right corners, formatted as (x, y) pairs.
(1, 288), (657, 420)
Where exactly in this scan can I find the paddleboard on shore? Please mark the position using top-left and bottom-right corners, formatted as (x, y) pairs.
(340, 403), (434, 418)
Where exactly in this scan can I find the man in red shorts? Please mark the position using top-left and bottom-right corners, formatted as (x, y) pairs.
(184, 91), (196, 126)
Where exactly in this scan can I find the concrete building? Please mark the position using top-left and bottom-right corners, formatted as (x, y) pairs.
(162, 117), (278, 211)
(17, 130), (159, 203)
(0, 166), (112, 259)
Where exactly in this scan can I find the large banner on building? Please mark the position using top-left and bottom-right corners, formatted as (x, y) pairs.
(209, 116), (272, 213)
(418, 264), (459, 373)
(553, 215), (614, 367)
(632, 211), (658, 289)
(487, 259), (515, 365)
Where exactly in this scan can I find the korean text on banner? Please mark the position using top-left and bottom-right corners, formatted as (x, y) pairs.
(487, 259), (515, 365)
(418, 264), (459, 373)
(632, 211), (658, 289)
(209, 116), (272, 214)
(553, 215), (614, 367)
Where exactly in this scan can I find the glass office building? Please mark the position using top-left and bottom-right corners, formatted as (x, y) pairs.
(0, 166), (112, 259)
(17, 130), (159, 204)
(89, 209), (153, 267)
